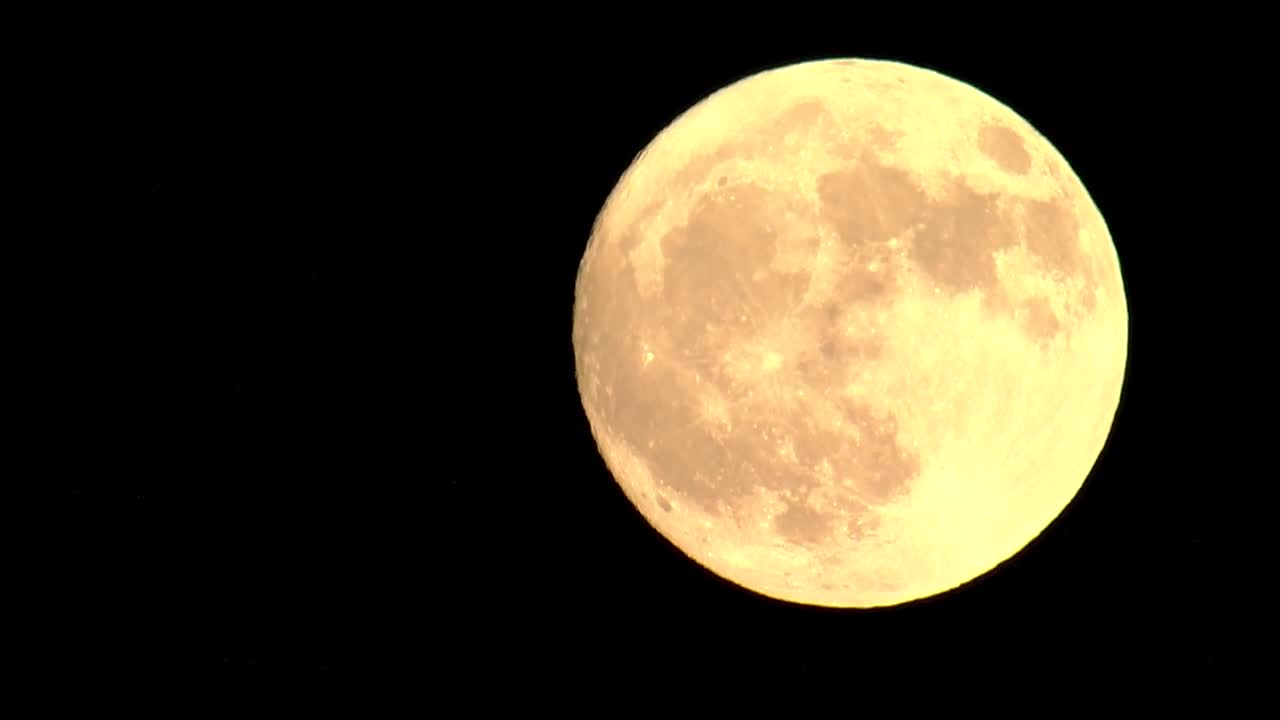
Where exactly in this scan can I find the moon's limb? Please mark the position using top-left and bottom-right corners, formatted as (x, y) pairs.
(572, 58), (1128, 608)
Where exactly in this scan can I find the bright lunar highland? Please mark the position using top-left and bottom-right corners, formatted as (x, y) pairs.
(572, 58), (1128, 608)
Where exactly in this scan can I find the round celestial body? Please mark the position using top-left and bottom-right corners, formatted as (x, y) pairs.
(571, 58), (1128, 608)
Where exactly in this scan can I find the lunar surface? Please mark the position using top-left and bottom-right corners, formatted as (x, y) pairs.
(571, 59), (1128, 608)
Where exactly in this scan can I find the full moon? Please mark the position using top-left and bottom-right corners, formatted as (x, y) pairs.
(571, 58), (1128, 608)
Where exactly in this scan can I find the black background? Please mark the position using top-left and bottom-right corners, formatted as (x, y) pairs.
(57, 23), (1275, 682)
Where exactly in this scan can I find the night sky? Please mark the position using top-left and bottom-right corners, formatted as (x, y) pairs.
(56, 22), (1274, 683)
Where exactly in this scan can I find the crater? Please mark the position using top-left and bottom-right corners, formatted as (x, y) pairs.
(909, 178), (1018, 295)
(574, 230), (644, 393)
(836, 400), (920, 504)
(818, 158), (924, 248)
(867, 124), (903, 152)
(773, 100), (830, 139)
(978, 122), (1032, 174)
(599, 318), (922, 532)
(773, 502), (831, 546)
(816, 153), (1099, 345)
(834, 258), (895, 303)
(583, 180), (828, 518)
(1022, 197), (1086, 282)
(785, 399), (921, 539)
(817, 158), (1019, 298)
(1021, 296), (1061, 342)
(604, 357), (740, 514)
(660, 182), (812, 349)
(796, 318), (885, 391)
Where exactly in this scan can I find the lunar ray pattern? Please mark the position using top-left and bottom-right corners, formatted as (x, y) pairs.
(572, 59), (1128, 608)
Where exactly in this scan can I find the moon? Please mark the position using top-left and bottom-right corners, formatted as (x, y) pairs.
(571, 58), (1128, 608)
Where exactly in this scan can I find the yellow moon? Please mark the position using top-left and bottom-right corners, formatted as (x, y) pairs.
(571, 58), (1128, 608)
